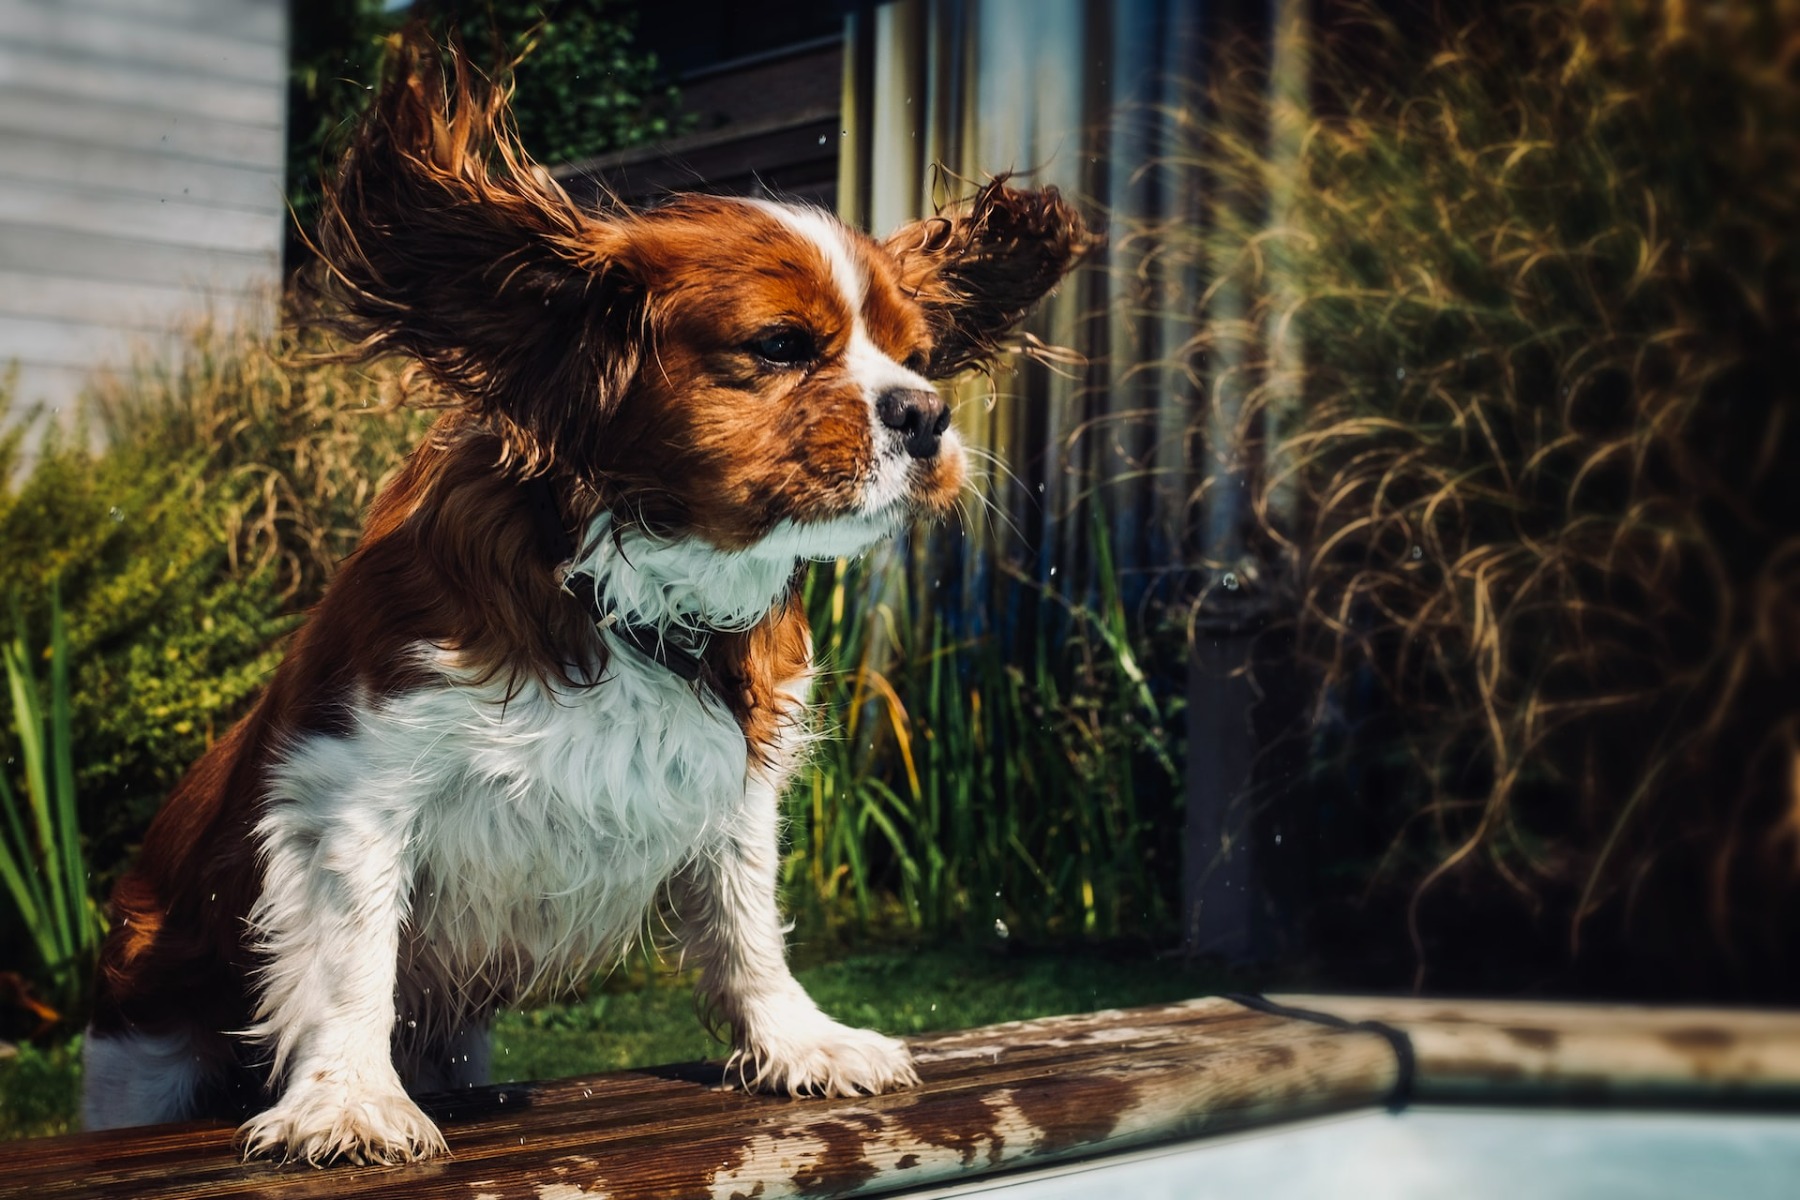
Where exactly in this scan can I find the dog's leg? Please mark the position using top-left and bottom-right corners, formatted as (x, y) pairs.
(679, 765), (918, 1098)
(82, 1026), (231, 1129)
(399, 1020), (493, 1096)
(237, 754), (446, 1165)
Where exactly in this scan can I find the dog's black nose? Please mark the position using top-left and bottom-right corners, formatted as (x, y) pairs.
(876, 387), (951, 459)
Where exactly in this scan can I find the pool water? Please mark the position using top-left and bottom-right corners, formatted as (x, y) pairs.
(910, 1106), (1800, 1199)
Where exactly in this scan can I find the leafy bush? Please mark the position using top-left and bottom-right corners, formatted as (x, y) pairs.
(0, 319), (423, 892)
(0, 1036), (82, 1140)
(1165, 0), (1799, 991)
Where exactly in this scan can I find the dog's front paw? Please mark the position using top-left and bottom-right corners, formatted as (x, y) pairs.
(730, 1016), (919, 1098)
(239, 1074), (447, 1166)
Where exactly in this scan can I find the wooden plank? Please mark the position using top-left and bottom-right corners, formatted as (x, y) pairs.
(553, 35), (844, 209)
(562, 107), (840, 177)
(0, 1006), (1315, 1187)
(0, 132), (285, 213)
(1276, 994), (1800, 1103)
(676, 39), (844, 133)
(561, 115), (843, 208)
(0, 999), (1398, 1199)
(0, 88), (287, 172)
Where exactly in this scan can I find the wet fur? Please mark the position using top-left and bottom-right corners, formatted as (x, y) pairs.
(83, 33), (1090, 1165)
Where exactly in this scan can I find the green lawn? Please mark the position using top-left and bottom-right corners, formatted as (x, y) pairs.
(1, 943), (1248, 1141)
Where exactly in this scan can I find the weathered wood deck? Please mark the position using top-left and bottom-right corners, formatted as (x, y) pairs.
(4, 994), (1796, 1199)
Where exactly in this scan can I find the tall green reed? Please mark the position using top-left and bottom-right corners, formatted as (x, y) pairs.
(0, 586), (104, 1014)
(785, 511), (1180, 941)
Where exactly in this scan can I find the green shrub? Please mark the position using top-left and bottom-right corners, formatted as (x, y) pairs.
(0, 1036), (82, 1140)
(0, 319), (423, 890)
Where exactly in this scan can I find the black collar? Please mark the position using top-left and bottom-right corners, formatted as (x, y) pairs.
(561, 568), (707, 683)
(523, 475), (708, 685)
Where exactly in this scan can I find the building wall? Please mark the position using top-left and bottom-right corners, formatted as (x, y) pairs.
(558, 36), (844, 211)
(0, 0), (288, 416)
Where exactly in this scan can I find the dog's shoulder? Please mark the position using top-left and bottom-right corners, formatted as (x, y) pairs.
(285, 415), (600, 716)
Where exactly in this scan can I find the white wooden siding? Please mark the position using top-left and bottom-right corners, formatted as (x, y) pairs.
(0, 0), (288, 417)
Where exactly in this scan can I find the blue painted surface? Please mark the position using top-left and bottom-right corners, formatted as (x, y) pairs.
(913, 1107), (1800, 1199)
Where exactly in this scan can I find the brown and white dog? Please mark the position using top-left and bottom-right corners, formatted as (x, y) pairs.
(81, 39), (1088, 1165)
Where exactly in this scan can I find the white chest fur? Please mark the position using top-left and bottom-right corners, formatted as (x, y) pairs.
(415, 643), (753, 981)
(249, 513), (853, 1054)
(259, 640), (754, 1008)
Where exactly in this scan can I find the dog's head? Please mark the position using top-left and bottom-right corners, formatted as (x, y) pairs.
(316, 36), (1093, 559)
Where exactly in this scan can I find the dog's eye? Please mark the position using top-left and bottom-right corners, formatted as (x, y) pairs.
(903, 349), (930, 375)
(748, 328), (816, 367)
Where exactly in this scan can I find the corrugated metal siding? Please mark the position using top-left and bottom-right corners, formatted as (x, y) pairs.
(0, 0), (288, 414)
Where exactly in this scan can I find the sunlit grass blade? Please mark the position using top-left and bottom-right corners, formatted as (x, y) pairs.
(0, 737), (56, 969)
(5, 627), (72, 962)
(48, 585), (90, 956)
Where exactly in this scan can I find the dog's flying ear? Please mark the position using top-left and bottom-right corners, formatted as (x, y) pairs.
(882, 178), (1097, 380)
(312, 32), (639, 472)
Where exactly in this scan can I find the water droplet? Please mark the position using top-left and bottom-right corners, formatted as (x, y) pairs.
(1222, 571), (1239, 591)
(108, 506), (124, 523)
(1395, 366), (1407, 381)
(993, 918), (1009, 938)
(407, 1019), (416, 1028)
(1411, 545), (1423, 560)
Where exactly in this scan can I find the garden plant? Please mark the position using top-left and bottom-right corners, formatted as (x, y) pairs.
(1150, 0), (1799, 993)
